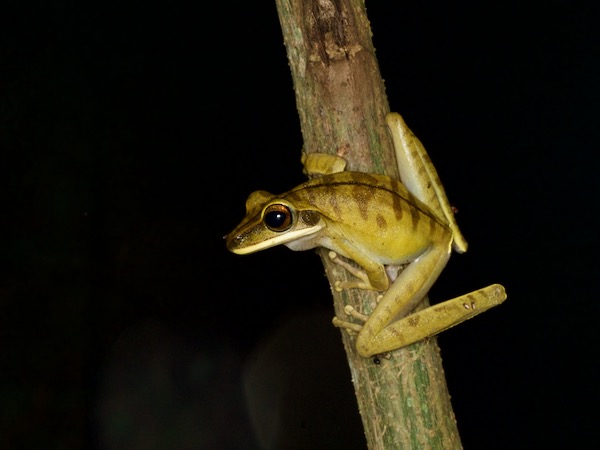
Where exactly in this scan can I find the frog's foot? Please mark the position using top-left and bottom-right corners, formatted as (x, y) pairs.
(328, 251), (372, 291)
(332, 304), (370, 334)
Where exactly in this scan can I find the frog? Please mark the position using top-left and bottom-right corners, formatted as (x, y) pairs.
(225, 112), (506, 357)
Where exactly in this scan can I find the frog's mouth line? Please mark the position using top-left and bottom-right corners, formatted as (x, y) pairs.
(231, 225), (324, 255)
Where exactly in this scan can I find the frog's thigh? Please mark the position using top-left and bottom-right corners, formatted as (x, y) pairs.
(354, 243), (451, 357)
(385, 112), (468, 253)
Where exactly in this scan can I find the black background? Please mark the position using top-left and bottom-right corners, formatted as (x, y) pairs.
(1, 1), (598, 449)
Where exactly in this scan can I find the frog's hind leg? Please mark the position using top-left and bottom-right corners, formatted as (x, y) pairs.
(358, 284), (507, 356)
(386, 112), (468, 253)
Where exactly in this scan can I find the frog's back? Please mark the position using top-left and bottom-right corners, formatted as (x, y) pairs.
(283, 171), (448, 263)
(285, 171), (433, 220)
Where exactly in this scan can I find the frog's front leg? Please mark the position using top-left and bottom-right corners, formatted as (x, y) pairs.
(328, 251), (387, 291)
(302, 153), (347, 177)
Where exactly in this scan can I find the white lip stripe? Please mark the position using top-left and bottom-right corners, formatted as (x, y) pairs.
(231, 226), (322, 255)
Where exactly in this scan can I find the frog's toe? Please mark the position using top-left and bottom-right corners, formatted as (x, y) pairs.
(344, 305), (369, 322)
(332, 316), (363, 333)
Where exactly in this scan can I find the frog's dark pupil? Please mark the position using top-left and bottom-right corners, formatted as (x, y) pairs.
(264, 205), (292, 231)
(266, 210), (286, 228)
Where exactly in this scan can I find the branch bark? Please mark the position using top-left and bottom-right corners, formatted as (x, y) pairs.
(274, 1), (463, 449)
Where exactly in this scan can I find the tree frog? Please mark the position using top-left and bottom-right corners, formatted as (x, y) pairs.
(225, 112), (506, 357)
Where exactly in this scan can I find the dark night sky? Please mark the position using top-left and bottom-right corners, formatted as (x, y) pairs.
(1, 1), (598, 449)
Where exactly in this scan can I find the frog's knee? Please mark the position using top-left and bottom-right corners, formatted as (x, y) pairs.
(355, 333), (374, 358)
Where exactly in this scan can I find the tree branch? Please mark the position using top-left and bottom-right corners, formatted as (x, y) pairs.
(275, 1), (463, 448)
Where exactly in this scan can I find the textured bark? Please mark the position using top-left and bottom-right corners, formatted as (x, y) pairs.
(274, 1), (463, 449)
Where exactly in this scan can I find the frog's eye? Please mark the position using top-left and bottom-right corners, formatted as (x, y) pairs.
(263, 204), (293, 232)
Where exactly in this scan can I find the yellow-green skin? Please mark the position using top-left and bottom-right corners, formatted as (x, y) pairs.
(226, 113), (506, 357)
